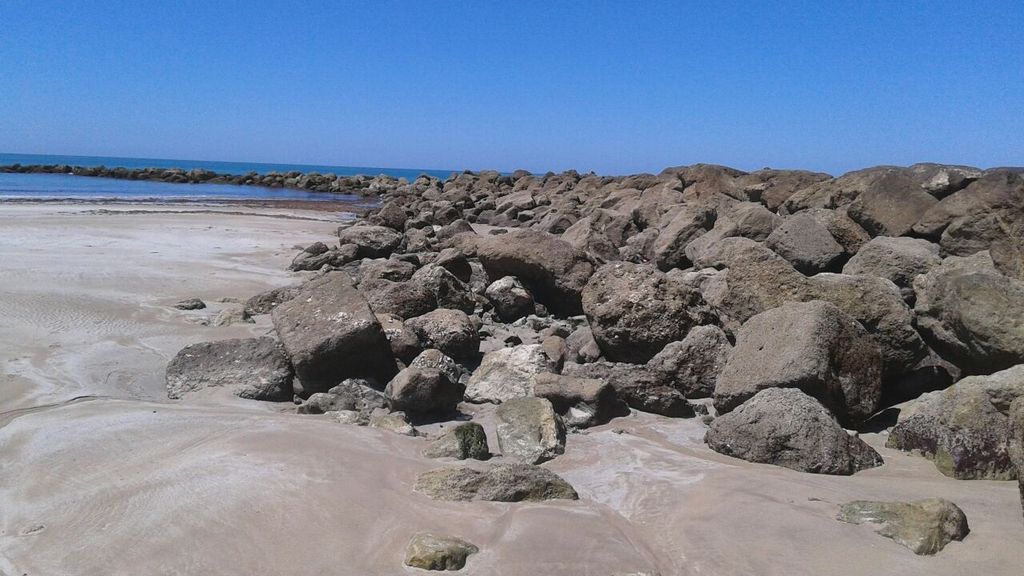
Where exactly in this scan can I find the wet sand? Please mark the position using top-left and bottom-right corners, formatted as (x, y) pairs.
(1, 204), (1021, 576)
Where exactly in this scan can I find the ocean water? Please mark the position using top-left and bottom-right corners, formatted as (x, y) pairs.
(0, 152), (454, 202)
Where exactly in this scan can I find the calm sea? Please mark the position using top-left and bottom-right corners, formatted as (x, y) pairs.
(0, 153), (456, 202)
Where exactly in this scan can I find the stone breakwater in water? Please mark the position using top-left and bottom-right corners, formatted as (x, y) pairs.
(161, 161), (1024, 570)
(0, 162), (421, 195)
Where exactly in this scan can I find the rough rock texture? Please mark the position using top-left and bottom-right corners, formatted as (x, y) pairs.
(847, 174), (938, 237)
(413, 463), (578, 502)
(564, 361), (693, 417)
(837, 499), (969, 555)
(405, 308), (480, 361)
(531, 372), (628, 428)
(166, 337), (293, 401)
(296, 379), (386, 415)
(842, 236), (941, 303)
(174, 298), (206, 310)
(646, 325), (732, 399)
(582, 262), (719, 363)
(913, 252), (1024, 375)
(494, 397), (566, 464)
(404, 533), (479, 571)
(337, 224), (403, 258)
(245, 285), (301, 315)
(272, 272), (396, 394)
(464, 344), (551, 403)
(886, 364), (1024, 480)
(705, 387), (883, 475)
(651, 204), (715, 270)
(765, 212), (844, 274)
(484, 276), (536, 322)
(385, 367), (465, 416)
(409, 264), (477, 315)
(714, 301), (883, 424)
(456, 230), (594, 316)
(422, 422), (490, 460)
(376, 313), (421, 363)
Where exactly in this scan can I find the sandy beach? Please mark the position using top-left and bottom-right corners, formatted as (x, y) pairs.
(1, 202), (1020, 575)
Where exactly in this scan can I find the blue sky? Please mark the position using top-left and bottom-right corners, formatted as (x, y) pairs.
(1, 1), (1021, 175)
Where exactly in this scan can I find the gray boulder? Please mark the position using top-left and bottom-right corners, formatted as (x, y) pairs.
(532, 372), (628, 428)
(422, 422), (490, 460)
(166, 337), (293, 401)
(705, 387), (883, 475)
(464, 344), (552, 403)
(271, 272), (396, 394)
(337, 224), (403, 258)
(564, 361), (693, 417)
(843, 236), (941, 303)
(582, 262), (719, 364)
(363, 279), (436, 319)
(837, 499), (969, 555)
(413, 463), (578, 502)
(765, 212), (844, 274)
(646, 325), (731, 399)
(404, 533), (479, 571)
(376, 313), (421, 363)
(714, 301), (883, 424)
(297, 378), (387, 414)
(847, 175), (938, 237)
(651, 205), (716, 271)
(385, 367), (464, 416)
(484, 276), (536, 322)
(494, 397), (566, 464)
(405, 308), (479, 361)
(409, 264), (476, 315)
(886, 364), (1024, 480)
(410, 348), (467, 388)
(174, 298), (206, 310)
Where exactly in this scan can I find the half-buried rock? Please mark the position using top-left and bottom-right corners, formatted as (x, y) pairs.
(713, 300), (882, 425)
(423, 422), (490, 460)
(385, 367), (465, 417)
(404, 533), (479, 571)
(271, 272), (396, 395)
(837, 499), (969, 555)
(166, 337), (293, 401)
(705, 387), (882, 475)
(413, 463), (578, 502)
(495, 397), (566, 464)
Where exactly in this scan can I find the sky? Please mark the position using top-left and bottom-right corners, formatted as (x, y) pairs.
(1, 1), (1022, 175)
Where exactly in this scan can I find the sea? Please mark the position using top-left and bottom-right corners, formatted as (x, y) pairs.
(0, 153), (456, 202)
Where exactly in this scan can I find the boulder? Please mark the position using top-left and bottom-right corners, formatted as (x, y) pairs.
(582, 262), (719, 363)
(714, 301), (883, 424)
(561, 216), (619, 262)
(564, 361), (693, 417)
(212, 305), (253, 327)
(174, 298), (206, 310)
(409, 349), (466, 388)
(376, 313), (421, 363)
(404, 533), (479, 571)
(405, 308), (479, 361)
(646, 325), (731, 399)
(337, 224), (403, 258)
(842, 236), (941, 303)
(433, 247), (473, 283)
(288, 244), (357, 271)
(271, 272), (396, 394)
(565, 326), (602, 364)
(886, 364), (1024, 480)
(296, 379), (387, 414)
(765, 212), (844, 274)
(422, 422), (490, 460)
(385, 367), (464, 416)
(464, 344), (552, 403)
(531, 372), (628, 428)
(413, 463), (578, 502)
(409, 264), (476, 315)
(837, 499), (969, 555)
(484, 276), (536, 322)
(456, 230), (594, 316)
(363, 279), (436, 319)
(494, 397), (566, 464)
(166, 337), (293, 401)
(651, 205), (716, 271)
(705, 387), (883, 475)
(368, 408), (419, 436)
(245, 285), (301, 315)
(913, 252), (1024, 375)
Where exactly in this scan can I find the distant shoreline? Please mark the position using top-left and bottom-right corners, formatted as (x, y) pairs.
(0, 163), (416, 196)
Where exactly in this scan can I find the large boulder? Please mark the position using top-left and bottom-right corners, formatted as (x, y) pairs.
(455, 230), (594, 316)
(385, 367), (464, 416)
(422, 422), (490, 460)
(705, 387), (883, 475)
(408, 264), (477, 315)
(464, 344), (552, 403)
(413, 463), (578, 502)
(405, 308), (479, 361)
(847, 175), (938, 237)
(651, 205), (716, 271)
(886, 364), (1024, 480)
(563, 361), (693, 417)
(837, 499), (969, 555)
(166, 337), (293, 401)
(337, 224), (403, 258)
(495, 397), (566, 464)
(271, 272), (396, 394)
(404, 533), (479, 571)
(842, 236), (941, 303)
(1010, 398), (1024, 519)
(582, 262), (719, 363)
(646, 325), (731, 399)
(531, 372), (628, 428)
(765, 212), (845, 274)
(913, 252), (1024, 375)
(714, 301), (883, 424)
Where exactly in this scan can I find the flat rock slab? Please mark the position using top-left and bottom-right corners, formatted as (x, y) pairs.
(413, 463), (578, 502)
(837, 499), (969, 555)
